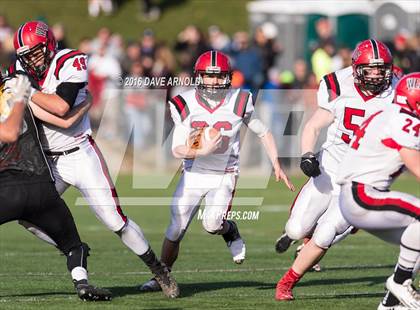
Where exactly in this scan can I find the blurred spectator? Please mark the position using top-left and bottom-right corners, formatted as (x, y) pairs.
(302, 72), (319, 110)
(124, 61), (151, 150)
(171, 71), (192, 97)
(311, 43), (334, 81)
(0, 15), (13, 44)
(141, 55), (154, 77)
(88, 44), (122, 132)
(140, 29), (156, 59)
(88, 0), (113, 18)
(208, 25), (230, 51)
(152, 43), (176, 94)
(90, 27), (122, 59)
(52, 23), (68, 50)
(231, 70), (245, 89)
(228, 31), (263, 93)
(392, 32), (420, 73)
(121, 41), (142, 76)
(331, 47), (352, 71)
(291, 59), (309, 89)
(174, 25), (209, 74)
(0, 15), (14, 69)
(78, 37), (92, 55)
(309, 18), (336, 52)
(139, 0), (160, 22)
(253, 22), (282, 82)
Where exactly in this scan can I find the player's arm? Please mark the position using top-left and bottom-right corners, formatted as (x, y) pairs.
(29, 92), (92, 129)
(31, 82), (86, 117)
(243, 97), (294, 190)
(259, 131), (295, 191)
(299, 107), (334, 177)
(400, 147), (420, 180)
(0, 75), (31, 143)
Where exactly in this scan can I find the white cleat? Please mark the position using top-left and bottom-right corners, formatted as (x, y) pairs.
(386, 276), (420, 309)
(227, 238), (246, 264)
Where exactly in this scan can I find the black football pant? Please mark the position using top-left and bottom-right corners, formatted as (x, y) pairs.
(0, 180), (88, 272)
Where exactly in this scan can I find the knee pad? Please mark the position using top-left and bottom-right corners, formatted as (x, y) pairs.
(165, 224), (187, 243)
(115, 220), (129, 235)
(285, 219), (307, 241)
(66, 242), (90, 272)
(202, 218), (223, 235)
(313, 223), (337, 249)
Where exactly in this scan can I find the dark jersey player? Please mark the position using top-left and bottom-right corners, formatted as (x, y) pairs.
(0, 73), (111, 301)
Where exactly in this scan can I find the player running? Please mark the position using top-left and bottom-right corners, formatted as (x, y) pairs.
(140, 50), (294, 292)
(0, 73), (112, 301)
(11, 20), (179, 298)
(338, 73), (420, 310)
(274, 39), (400, 301)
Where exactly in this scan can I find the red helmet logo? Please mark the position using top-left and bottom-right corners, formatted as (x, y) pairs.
(394, 72), (420, 116)
(13, 21), (57, 80)
(352, 39), (393, 93)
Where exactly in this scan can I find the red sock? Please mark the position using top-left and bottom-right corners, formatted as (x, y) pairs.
(279, 268), (302, 288)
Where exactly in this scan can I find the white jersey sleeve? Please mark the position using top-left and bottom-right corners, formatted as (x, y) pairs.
(390, 111), (420, 151)
(168, 101), (189, 150)
(317, 78), (334, 112)
(236, 91), (268, 137)
(55, 50), (88, 83)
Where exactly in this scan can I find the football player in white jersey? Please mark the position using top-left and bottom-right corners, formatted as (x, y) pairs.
(140, 50), (294, 292)
(11, 21), (179, 298)
(275, 39), (400, 301)
(338, 73), (420, 310)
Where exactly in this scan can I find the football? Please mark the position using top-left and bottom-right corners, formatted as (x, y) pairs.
(187, 127), (220, 149)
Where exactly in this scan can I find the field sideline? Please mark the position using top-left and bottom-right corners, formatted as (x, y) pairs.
(0, 174), (418, 309)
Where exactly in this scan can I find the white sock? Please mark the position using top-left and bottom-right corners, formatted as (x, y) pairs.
(118, 219), (150, 256)
(71, 266), (88, 282)
(398, 221), (420, 270)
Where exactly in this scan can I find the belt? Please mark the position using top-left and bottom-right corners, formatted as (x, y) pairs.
(44, 147), (80, 156)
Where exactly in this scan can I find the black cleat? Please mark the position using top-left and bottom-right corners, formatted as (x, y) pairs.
(154, 265), (180, 298)
(76, 283), (112, 301)
(275, 233), (295, 254)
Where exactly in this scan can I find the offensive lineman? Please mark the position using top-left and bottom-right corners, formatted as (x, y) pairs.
(274, 39), (400, 301)
(0, 73), (112, 301)
(140, 50), (295, 292)
(338, 73), (420, 310)
(11, 21), (179, 298)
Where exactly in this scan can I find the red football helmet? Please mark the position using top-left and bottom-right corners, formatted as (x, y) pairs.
(194, 50), (232, 99)
(13, 21), (57, 80)
(352, 39), (393, 94)
(394, 72), (420, 116)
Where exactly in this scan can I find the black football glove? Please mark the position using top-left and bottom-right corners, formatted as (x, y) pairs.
(300, 152), (321, 177)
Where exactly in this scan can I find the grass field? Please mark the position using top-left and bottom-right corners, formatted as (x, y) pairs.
(4, 0), (249, 48)
(0, 174), (418, 309)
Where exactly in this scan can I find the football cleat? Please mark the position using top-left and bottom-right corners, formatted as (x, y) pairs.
(154, 266), (180, 298)
(139, 277), (162, 292)
(295, 244), (322, 272)
(275, 280), (294, 301)
(275, 233), (296, 254)
(227, 238), (246, 264)
(75, 283), (112, 301)
(386, 276), (420, 309)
